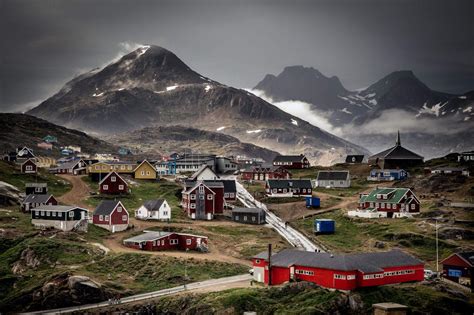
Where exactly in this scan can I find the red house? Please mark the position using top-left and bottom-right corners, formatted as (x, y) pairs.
(181, 181), (224, 220)
(99, 171), (129, 194)
(272, 154), (310, 169)
(252, 248), (424, 290)
(123, 231), (208, 252)
(241, 165), (291, 181)
(21, 159), (37, 174)
(92, 200), (129, 233)
(441, 252), (473, 289)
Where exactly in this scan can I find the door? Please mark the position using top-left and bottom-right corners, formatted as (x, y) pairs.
(196, 238), (201, 246)
(81, 211), (86, 220)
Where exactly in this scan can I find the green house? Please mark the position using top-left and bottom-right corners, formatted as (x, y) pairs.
(43, 135), (58, 143)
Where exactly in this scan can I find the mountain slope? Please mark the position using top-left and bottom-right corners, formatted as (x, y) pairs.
(253, 67), (474, 158)
(107, 125), (279, 162)
(0, 113), (117, 156)
(27, 45), (368, 165)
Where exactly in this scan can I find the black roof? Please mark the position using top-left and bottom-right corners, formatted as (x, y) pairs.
(316, 171), (350, 181)
(232, 207), (265, 214)
(143, 199), (166, 211)
(94, 200), (122, 216)
(273, 155), (307, 163)
(267, 179), (312, 189)
(369, 145), (424, 161)
(24, 194), (53, 203)
(255, 249), (423, 273)
(345, 155), (364, 163)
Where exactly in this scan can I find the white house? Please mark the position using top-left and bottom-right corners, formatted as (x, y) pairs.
(189, 165), (219, 181)
(315, 171), (351, 188)
(135, 199), (171, 220)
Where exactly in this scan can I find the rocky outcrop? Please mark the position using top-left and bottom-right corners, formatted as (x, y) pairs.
(11, 248), (42, 275)
(0, 181), (21, 206)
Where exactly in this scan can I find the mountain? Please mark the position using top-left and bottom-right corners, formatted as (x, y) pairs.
(27, 45), (368, 165)
(106, 125), (279, 162)
(253, 68), (474, 158)
(0, 113), (117, 155)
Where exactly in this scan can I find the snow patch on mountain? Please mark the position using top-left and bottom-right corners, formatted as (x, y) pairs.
(416, 102), (448, 117)
(246, 129), (262, 134)
(291, 118), (298, 126)
(463, 106), (472, 113)
(216, 126), (226, 131)
(166, 85), (178, 91)
(340, 108), (352, 114)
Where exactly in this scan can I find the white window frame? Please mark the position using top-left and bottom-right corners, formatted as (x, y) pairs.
(117, 206), (122, 212)
(69, 211), (74, 217)
(170, 239), (178, 245)
(105, 215), (109, 221)
(190, 194), (196, 200)
(58, 212), (62, 217)
(103, 185), (108, 190)
(99, 215), (103, 221)
(122, 215), (127, 221)
(190, 203), (196, 209)
(111, 176), (116, 182)
(207, 194), (213, 200)
(186, 239), (192, 245)
(118, 184), (124, 190)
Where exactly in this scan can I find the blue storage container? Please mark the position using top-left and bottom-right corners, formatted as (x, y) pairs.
(305, 196), (320, 208)
(314, 219), (335, 234)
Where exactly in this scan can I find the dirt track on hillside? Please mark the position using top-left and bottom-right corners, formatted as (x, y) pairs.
(56, 175), (92, 210)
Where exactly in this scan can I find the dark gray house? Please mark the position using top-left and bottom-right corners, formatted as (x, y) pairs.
(22, 194), (57, 212)
(25, 183), (48, 195)
(232, 207), (266, 224)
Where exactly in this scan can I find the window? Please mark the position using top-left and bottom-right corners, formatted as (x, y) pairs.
(282, 189), (287, 193)
(111, 176), (116, 182)
(229, 193), (234, 198)
(375, 203), (379, 208)
(152, 241), (156, 246)
(41, 211), (45, 216)
(207, 195), (213, 200)
(252, 216), (256, 221)
(105, 215), (109, 221)
(35, 211), (39, 216)
(163, 211), (168, 216)
(122, 215), (127, 221)
(224, 193), (229, 198)
(244, 215), (248, 221)
(119, 185), (124, 190)
(99, 215), (103, 221)
(186, 239), (192, 245)
(190, 203), (196, 209)
(381, 203), (385, 208)
(235, 215), (239, 220)
(347, 275), (356, 280)
(121, 165), (125, 170)
(255, 259), (260, 264)
(26, 165), (33, 171)
(52, 212), (56, 217)
(103, 185), (108, 190)
(170, 239), (178, 245)
(334, 274), (346, 280)
(35, 187), (42, 192)
(190, 194), (196, 200)
(370, 202), (374, 208)
(199, 186), (204, 193)
(117, 206), (122, 212)
(95, 166), (99, 170)
(127, 165), (133, 170)
(69, 211), (73, 217)
(141, 171), (145, 175)
(411, 204), (416, 210)
(161, 240), (165, 245)
(46, 211), (50, 216)
(102, 165), (107, 170)
(296, 270), (314, 275)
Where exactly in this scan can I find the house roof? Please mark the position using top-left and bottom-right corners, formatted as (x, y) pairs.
(189, 165), (218, 181)
(249, 164), (288, 173)
(98, 171), (126, 185)
(255, 249), (423, 273)
(316, 171), (350, 181)
(58, 159), (84, 170)
(21, 158), (36, 166)
(94, 200), (125, 216)
(26, 183), (47, 188)
(359, 187), (415, 204)
(143, 199), (166, 211)
(267, 179), (312, 189)
(442, 252), (474, 267)
(33, 205), (87, 212)
(232, 207), (265, 214)
(184, 180), (223, 194)
(371, 169), (406, 173)
(24, 194), (54, 204)
(124, 231), (208, 243)
(273, 155), (306, 163)
(134, 160), (156, 172)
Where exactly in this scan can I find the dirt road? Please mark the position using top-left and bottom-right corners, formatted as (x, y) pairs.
(56, 175), (92, 210)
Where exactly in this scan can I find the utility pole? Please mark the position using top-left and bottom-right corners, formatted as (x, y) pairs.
(435, 218), (439, 277)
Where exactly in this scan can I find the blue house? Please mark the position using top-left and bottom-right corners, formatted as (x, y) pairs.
(367, 169), (408, 181)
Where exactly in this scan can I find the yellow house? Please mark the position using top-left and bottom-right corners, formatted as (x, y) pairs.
(133, 160), (157, 180)
(88, 161), (135, 174)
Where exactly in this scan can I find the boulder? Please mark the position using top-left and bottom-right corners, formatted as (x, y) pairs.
(0, 181), (21, 206)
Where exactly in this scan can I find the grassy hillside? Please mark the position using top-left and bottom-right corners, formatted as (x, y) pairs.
(102, 282), (473, 315)
(0, 113), (117, 156)
(0, 160), (70, 196)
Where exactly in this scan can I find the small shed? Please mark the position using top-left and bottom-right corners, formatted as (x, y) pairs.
(314, 219), (335, 234)
(305, 196), (320, 208)
(232, 207), (266, 224)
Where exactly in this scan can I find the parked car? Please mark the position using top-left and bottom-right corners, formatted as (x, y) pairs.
(424, 269), (437, 280)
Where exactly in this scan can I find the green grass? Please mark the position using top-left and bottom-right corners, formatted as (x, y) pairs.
(85, 178), (187, 221)
(81, 253), (248, 293)
(294, 210), (457, 266)
(0, 160), (71, 197)
(148, 283), (472, 315)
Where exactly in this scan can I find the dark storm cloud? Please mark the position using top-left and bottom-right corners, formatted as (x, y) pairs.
(1, 0), (473, 112)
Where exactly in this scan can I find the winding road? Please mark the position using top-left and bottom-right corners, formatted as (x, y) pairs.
(56, 175), (91, 210)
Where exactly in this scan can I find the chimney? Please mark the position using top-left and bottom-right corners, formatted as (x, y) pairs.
(268, 243), (272, 285)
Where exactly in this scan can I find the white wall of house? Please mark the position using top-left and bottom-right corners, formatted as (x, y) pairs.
(195, 168), (219, 180)
(315, 179), (351, 188)
(135, 200), (171, 220)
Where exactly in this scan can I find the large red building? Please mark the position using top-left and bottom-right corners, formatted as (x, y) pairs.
(252, 249), (424, 290)
(181, 181), (224, 220)
(123, 231), (208, 252)
(241, 165), (291, 181)
(99, 171), (129, 194)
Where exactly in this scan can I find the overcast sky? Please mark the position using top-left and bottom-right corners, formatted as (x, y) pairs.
(1, 0), (473, 112)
